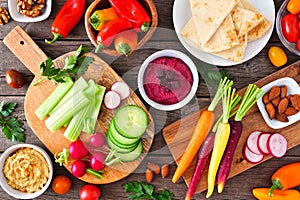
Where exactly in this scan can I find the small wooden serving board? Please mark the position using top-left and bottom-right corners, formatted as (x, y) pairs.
(4, 26), (154, 184)
(163, 60), (300, 193)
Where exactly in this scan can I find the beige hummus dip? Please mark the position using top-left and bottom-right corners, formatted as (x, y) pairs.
(3, 147), (49, 193)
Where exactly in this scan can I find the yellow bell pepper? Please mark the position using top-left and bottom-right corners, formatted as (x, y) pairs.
(89, 7), (119, 31)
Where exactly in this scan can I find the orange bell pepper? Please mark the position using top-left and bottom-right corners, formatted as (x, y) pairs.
(253, 188), (300, 200)
(269, 162), (300, 196)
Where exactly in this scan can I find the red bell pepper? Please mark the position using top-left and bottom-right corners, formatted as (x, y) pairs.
(46, 0), (86, 44)
(95, 18), (132, 53)
(108, 0), (151, 32)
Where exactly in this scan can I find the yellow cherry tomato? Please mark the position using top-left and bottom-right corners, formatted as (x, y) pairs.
(268, 46), (288, 67)
(287, 0), (300, 14)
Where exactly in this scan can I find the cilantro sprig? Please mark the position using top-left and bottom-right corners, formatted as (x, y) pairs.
(33, 45), (94, 85)
(0, 101), (25, 142)
(122, 181), (174, 200)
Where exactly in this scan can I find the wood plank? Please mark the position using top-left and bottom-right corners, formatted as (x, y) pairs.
(163, 60), (300, 193)
(3, 26), (155, 184)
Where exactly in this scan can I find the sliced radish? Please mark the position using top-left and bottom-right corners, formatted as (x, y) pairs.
(257, 133), (272, 155)
(243, 145), (264, 164)
(267, 133), (288, 158)
(246, 131), (262, 155)
(104, 91), (121, 110)
(111, 81), (130, 100)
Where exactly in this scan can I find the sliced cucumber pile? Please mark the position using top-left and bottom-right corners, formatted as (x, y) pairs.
(106, 105), (148, 162)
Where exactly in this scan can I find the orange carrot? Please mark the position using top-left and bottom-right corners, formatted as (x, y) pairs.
(172, 78), (233, 183)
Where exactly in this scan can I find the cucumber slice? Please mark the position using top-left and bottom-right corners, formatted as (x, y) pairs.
(118, 140), (143, 162)
(106, 131), (138, 153)
(114, 105), (148, 139)
(109, 119), (140, 146)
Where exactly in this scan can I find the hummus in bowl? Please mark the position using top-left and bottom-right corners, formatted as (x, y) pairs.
(138, 49), (199, 111)
(0, 144), (53, 199)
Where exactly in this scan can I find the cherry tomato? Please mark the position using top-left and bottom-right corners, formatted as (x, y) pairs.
(287, 0), (300, 14)
(79, 184), (101, 200)
(268, 46), (288, 67)
(5, 69), (24, 89)
(281, 14), (300, 43)
(52, 175), (72, 195)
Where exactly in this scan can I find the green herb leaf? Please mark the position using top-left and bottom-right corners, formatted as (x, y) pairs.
(33, 45), (94, 85)
(122, 181), (174, 200)
(0, 101), (17, 118)
(1, 117), (25, 142)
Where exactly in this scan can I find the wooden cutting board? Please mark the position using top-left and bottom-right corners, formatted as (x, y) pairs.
(163, 60), (300, 193)
(4, 26), (154, 184)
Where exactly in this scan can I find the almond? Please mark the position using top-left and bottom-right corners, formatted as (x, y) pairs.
(275, 112), (289, 122)
(284, 107), (299, 116)
(145, 169), (153, 183)
(161, 164), (169, 179)
(280, 85), (288, 98)
(278, 98), (289, 114)
(266, 103), (275, 120)
(268, 86), (281, 101)
(147, 162), (160, 175)
(287, 95), (294, 101)
(291, 94), (300, 110)
(262, 92), (270, 104)
(272, 97), (280, 107)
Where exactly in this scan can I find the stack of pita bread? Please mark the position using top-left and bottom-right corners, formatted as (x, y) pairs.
(181, 0), (272, 62)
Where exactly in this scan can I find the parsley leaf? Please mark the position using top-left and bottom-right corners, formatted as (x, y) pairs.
(122, 181), (174, 200)
(0, 101), (25, 142)
(33, 45), (94, 85)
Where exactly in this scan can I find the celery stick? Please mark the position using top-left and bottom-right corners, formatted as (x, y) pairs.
(35, 77), (74, 120)
(83, 84), (106, 134)
(64, 105), (91, 141)
(50, 77), (88, 115)
(45, 90), (89, 132)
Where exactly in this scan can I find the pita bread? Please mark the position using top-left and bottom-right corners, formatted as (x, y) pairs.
(231, 6), (264, 37)
(189, 0), (240, 47)
(181, 15), (240, 53)
(239, 0), (272, 41)
(213, 34), (247, 62)
(181, 18), (247, 62)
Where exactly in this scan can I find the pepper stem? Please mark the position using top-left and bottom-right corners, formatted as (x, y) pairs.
(45, 33), (62, 44)
(269, 179), (283, 197)
(141, 22), (150, 32)
(117, 43), (131, 56)
(95, 42), (105, 53)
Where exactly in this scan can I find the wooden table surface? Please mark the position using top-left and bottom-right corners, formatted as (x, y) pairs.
(1, 0), (300, 199)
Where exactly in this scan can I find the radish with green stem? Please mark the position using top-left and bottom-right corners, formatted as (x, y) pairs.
(217, 84), (264, 193)
(185, 93), (241, 200)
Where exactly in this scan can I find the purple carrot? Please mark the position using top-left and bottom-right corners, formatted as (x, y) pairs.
(185, 132), (215, 200)
(217, 120), (243, 193)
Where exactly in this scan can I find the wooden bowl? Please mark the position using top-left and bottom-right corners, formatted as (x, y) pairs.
(85, 0), (158, 56)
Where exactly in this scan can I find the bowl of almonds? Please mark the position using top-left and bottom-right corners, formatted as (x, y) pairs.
(257, 77), (300, 129)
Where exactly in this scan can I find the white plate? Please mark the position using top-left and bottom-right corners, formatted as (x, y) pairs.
(8, 0), (52, 22)
(173, 0), (275, 66)
(257, 77), (300, 129)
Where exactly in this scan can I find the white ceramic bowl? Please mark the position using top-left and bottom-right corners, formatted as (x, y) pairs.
(138, 49), (199, 111)
(0, 144), (53, 199)
(257, 77), (300, 129)
(8, 0), (52, 22)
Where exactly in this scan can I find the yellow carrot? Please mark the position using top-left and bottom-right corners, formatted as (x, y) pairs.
(172, 78), (233, 183)
(206, 87), (236, 198)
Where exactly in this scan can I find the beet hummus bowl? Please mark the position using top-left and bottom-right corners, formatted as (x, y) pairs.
(138, 49), (199, 111)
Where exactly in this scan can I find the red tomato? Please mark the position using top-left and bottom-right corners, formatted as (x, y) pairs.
(281, 14), (300, 42)
(79, 185), (101, 200)
(297, 38), (300, 51)
(52, 175), (72, 195)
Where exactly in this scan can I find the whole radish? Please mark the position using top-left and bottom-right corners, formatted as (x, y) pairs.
(69, 140), (89, 159)
(90, 152), (106, 170)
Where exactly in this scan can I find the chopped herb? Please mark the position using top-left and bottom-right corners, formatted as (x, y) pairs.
(122, 181), (174, 200)
(0, 101), (25, 142)
(33, 45), (94, 85)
